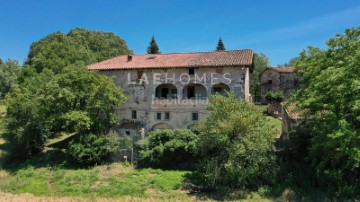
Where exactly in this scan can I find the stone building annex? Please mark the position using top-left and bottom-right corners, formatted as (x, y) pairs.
(87, 50), (254, 135)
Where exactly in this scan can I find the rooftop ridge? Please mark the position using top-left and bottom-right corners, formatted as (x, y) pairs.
(126, 49), (253, 56)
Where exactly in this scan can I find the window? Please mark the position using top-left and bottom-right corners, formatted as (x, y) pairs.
(267, 79), (272, 84)
(131, 110), (137, 119)
(156, 112), (162, 120)
(214, 87), (222, 93)
(192, 113), (198, 121)
(189, 68), (195, 75)
(125, 131), (131, 136)
(216, 69), (223, 74)
(137, 71), (144, 79)
(165, 112), (170, 120)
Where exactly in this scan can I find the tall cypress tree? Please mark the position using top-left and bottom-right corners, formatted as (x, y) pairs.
(147, 35), (160, 54)
(216, 37), (226, 51)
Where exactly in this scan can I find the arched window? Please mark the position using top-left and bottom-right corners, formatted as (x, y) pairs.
(155, 84), (177, 99)
(183, 83), (207, 99)
(212, 83), (230, 95)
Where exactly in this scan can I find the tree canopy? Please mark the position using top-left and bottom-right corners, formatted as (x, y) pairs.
(26, 28), (132, 73)
(196, 93), (277, 189)
(290, 27), (360, 194)
(250, 53), (270, 102)
(146, 35), (160, 54)
(5, 67), (127, 159)
(216, 37), (226, 51)
(0, 59), (20, 99)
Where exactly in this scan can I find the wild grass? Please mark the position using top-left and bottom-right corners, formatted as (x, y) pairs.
(0, 162), (191, 200)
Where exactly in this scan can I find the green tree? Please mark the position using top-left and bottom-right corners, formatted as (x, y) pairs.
(216, 37), (226, 51)
(196, 93), (278, 190)
(287, 57), (300, 67)
(138, 129), (198, 169)
(290, 27), (360, 195)
(68, 131), (120, 166)
(250, 53), (270, 103)
(26, 28), (132, 73)
(68, 28), (132, 62)
(0, 59), (20, 99)
(147, 35), (160, 54)
(5, 67), (127, 159)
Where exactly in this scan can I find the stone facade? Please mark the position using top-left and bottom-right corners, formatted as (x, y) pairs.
(260, 67), (300, 104)
(88, 50), (254, 136)
(99, 66), (251, 136)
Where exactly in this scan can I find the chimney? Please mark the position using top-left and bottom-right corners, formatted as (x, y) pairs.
(127, 55), (133, 62)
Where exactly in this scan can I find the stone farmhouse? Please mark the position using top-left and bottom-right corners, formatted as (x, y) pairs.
(260, 66), (300, 104)
(87, 50), (254, 136)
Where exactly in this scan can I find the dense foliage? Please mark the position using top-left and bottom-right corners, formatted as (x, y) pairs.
(5, 67), (127, 159)
(146, 35), (160, 54)
(0, 59), (20, 99)
(216, 37), (226, 51)
(290, 27), (360, 195)
(250, 53), (270, 103)
(26, 28), (132, 73)
(265, 91), (284, 102)
(138, 129), (198, 169)
(196, 93), (278, 190)
(68, 132), (120, 166)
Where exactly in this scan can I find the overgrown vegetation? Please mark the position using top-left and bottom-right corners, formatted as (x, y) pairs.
(265, 91), (284, 102)
(67, 132), (121, 166)
(138, 129), (198, 170)
(196, 93), (278, 190)
(0, 59), (20, 99)
(287, 26), (360, 197)
(4, 28), (130, 162)
(5, 67), (127, 160)
(250, 53), (270, 103)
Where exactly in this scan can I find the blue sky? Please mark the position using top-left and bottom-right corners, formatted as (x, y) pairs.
(1, 0), (359, 66)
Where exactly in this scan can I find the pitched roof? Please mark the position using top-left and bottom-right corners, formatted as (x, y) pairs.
(87, 49), (253, 70)
(267, 66), (294, 73)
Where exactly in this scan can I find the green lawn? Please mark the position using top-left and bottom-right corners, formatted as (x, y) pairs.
(265, 116), (282, 138)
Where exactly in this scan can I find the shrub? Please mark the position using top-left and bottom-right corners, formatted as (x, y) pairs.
(265, 91), (284, 102)
(67, 132), (120, 166)
(196, 93), (278, 190)
(137, 129), (198, 169)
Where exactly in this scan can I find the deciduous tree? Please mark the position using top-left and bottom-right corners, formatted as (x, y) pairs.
(0, 59), (20, 99)
(197, 93), (278, 189)
(290, 27), (360, 195)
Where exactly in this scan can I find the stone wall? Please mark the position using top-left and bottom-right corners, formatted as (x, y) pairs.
(260, 68), (300, 104)
(100, 66), (251, 135)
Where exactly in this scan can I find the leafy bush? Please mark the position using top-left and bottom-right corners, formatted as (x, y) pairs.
(137, 129), (198, 169)
(288, 27), (360, 196)
(5, 67), (127, 159)
(0, 59), (20, 99)
(196, 93), (278, 190)
(67, 132), (120, 166)
(265, 91), (284, 102)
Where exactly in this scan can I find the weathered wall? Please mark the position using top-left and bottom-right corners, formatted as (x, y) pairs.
(260, 69), (299, 103)
(100, 66), (250, 135)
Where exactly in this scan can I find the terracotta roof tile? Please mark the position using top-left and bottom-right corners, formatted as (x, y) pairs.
(87, 49), (253, 70)
(269, 66), (294, 73)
